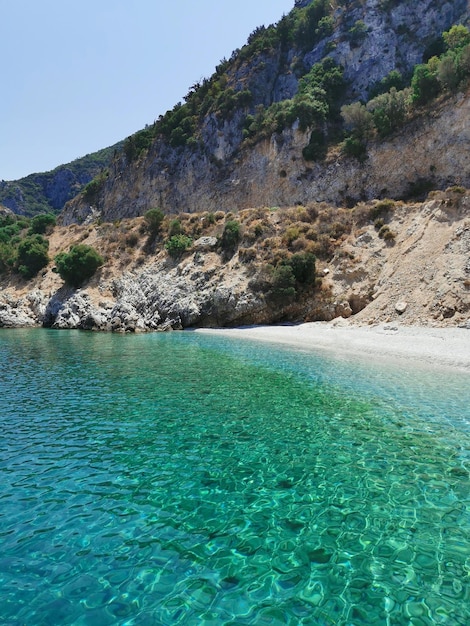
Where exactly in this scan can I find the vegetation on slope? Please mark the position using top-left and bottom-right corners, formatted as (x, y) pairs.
(341, 25), (470, 159)
(0, 212), (103, 285)
(114, 12), (470, 200)
(0, 213), (54, 278)
(120, 0), (345, 163)
(3, 185), (469, 328)
(55, 245), (104, 288)
(0, 144), (120, 217)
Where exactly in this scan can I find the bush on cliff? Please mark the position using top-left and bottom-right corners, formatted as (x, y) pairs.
(16, 234), (49, 279)
(0, 242), (17, 274)
(29, 213), (56, 235)
(143, 208), (165, 236)
(220, 220), (241, 251)
(55, 244), (104, 288)
(165, 234), (192, 258)
(265, 252), (316, 303)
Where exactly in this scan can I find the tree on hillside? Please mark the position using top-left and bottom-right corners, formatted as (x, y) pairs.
(16, 235), (49, 279)
(411, 63), (440, 104)
(55, 244), (104, 288)
(29, 213), (56, 235)
(144, 208), (165, 237)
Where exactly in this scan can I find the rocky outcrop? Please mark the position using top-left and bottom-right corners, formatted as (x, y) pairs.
(35, 254), (283, 332)
(0, 290), (48, 328)
(2, 2), (470, 332)
(3, 1), (468, 221)
(329, 0), (469, 100)
(329, 190), (470, 326)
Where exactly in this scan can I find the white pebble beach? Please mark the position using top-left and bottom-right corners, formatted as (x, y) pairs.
(196, 322), (470, 372)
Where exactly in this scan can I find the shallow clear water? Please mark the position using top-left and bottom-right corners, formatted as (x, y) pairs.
(0, 329), (469, 625)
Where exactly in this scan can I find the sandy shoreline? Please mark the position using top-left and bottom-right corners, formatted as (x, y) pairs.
(196, 321), (470, 372)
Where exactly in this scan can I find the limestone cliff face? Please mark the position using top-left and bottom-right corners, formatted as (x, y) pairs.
(328, 0), (469, 99)
(61, 89), (470, 225)
(60, 0), (469, 225)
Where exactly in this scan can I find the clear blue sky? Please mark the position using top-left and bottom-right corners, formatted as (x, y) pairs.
(1, 0), (293, 181)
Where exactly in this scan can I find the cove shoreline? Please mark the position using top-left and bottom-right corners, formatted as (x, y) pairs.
(195, 321), (470, 373)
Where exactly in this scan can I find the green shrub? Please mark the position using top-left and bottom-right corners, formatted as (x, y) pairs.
(295, 0), (330, 51)
(367, 87), (409, 137)
(457, 44), (470, 74)
(242, 58), (345, 148)
(165, 234), (192, 258)
(265, 252), (316, 303)
(411, 63), (440, 105)
(0, 242), (16, 273)
(299, 58), (345, 110)
(285, 252), (316, 285)
(16, 234), (49, 278)
(221, 220), (241, 251)
(437, 55), (460, 91)
(369, 70), (405, 98)
(283, 225), (301, 246)
(316, 15), (334, 39)
(55, 244), (104, 287)
(369, 199), (395, 220)
(341, 136), (368, 161)
(16, 218), (30, 229)
(0, 222), (21, 244)
(123, 128), (154, 162)
(144, 208), (165, 236)
(443, 25), (470, 51)
(0, 214), (17, 228)
(82, 171), (108, 202)
(268, 264), (297, 302)
(340, 102), (374, 139)
(349, 20), (368, 47)
(378, 225), (396, 241)
(168, 219), (182, 237)
(302, 129), (327, 161)
(29, 213), (56, 235)
(203, 213), (216, 226)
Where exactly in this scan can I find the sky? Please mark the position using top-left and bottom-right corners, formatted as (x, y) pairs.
(1, 0), (294, 181)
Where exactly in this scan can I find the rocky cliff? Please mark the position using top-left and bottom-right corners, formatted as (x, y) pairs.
(60, 0), (469, 225)
(1, 189), (469, 331)
(62, 89), (470, 226)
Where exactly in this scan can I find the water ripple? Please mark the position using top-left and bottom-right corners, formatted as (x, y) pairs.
(0, 329), (469, 625)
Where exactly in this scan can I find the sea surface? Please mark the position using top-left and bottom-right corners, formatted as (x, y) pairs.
(0, 328), (469, 626)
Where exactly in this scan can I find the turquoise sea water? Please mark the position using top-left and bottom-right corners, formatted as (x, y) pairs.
(0, 329), (469, 626)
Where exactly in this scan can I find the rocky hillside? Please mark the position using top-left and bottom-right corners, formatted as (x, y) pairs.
(0, 144), (121, 217)
(60, 0), (469, 224)
(1, 189), (469, 330)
